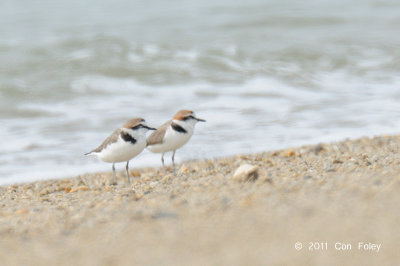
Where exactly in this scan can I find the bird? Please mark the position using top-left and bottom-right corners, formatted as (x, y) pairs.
(85, 118), (156, 184)
(146, 110), (205, 173)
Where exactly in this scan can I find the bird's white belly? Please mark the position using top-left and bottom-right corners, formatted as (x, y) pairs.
(98, 139), (146, 163)
(148, 129), (192, 153)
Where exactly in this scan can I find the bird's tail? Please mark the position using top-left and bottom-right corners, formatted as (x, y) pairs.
(84, 151), (96, 156)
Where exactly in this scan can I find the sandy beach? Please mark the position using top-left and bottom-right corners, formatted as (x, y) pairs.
(1, 135), (399, 265)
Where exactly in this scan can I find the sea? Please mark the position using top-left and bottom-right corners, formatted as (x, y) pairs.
(1, 0), (400, 185)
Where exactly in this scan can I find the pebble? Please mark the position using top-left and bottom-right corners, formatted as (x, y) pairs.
(161, 174), (174, 184)
(149, 181), (159, 188)
(15, 209), (28, 215)
(311, 144), (325, 154)
(135, 193), (143, 200)
(130, 170), (141, 177)
(70, 186), (89, 193)
(39, 190), (51, 197)
(283, 149), (296, 157)
(178, 166), (189, 174)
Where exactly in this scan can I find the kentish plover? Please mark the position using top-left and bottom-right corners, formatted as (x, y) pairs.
(146, 110), (205, 172)
(85, 118), (156, 183)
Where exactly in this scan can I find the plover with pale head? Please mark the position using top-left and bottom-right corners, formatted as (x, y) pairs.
(147, 110), (205, 172)
(85, 118), (156, 184)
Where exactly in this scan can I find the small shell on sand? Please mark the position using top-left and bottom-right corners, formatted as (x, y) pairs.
(232, 164), (259, 182)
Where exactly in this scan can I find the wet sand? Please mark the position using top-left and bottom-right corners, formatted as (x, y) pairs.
(1, 135), (399, 265)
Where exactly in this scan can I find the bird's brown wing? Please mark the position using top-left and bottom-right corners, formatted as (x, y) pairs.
(87, 128), (122, 154)
(146, 120), (171, 146)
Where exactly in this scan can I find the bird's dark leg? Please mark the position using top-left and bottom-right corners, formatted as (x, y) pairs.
(161, 153), (165, 169)
(172, 150), (176, 175)
(126, 160), (131, 184)
(112, 163), (117, 184)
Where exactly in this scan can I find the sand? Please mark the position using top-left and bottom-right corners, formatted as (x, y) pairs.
(1, 135), (399, 265)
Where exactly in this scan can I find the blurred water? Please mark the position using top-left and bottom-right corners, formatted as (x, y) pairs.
(1, 0), (400, 185)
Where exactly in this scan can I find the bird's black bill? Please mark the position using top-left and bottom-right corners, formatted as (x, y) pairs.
(144, 125), (157, 130)
(133, 124), (157, 130)
(195, 117), (206, 122)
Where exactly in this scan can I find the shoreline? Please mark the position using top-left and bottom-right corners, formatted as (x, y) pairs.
(1, 131), (397, 187)
(1, 135), (400, 265)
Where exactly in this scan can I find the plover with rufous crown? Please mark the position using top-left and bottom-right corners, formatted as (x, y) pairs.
(85, 118), (156, 184)
(146, 110), (206, 173)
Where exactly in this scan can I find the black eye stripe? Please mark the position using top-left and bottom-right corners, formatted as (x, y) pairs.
(131, 124), (144, 130)
(183, 115), (195, 121)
